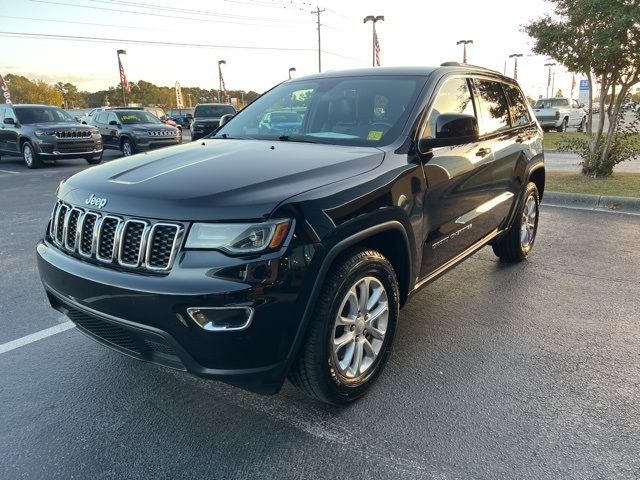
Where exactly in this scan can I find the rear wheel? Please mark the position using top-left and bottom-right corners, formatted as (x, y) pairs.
(556, 118), (567, 132)
(492, 182), (540, 262)
(22, 141), (43, 169)
(289, 248), (399, 405)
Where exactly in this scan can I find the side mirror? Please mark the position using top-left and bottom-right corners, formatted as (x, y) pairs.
(419, 113), (479, 151)
(3, 117), (15, 125)
(109, 120), (120, 127)
(219, 113), (235, 127)
(579, 103), (585, 108)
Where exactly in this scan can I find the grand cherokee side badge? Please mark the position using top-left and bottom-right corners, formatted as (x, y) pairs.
(85, 194), (108, 209)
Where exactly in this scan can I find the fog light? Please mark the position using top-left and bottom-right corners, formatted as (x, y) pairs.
(187, 307), (254, 331)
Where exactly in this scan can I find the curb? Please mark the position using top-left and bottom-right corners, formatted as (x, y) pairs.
(542, 191), (640, 215)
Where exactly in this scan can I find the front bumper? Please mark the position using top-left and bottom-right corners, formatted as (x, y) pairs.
(36, 238), (317, 394)
(132, 136), (181, 151)
(33, 137), (103, 160)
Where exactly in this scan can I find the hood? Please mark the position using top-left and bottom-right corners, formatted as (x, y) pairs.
(26, 122), (94, 131)
(126, 123), (177, 132)
(58, 139), (384, 221)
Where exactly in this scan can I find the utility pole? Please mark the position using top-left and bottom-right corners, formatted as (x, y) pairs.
(116, 49), (128, 106)
(363, 15), (384, 67)
(311, 6), (325, 72)
(544, 62), (556, 98)
(188, 93), (193, 109)
(509, 53), (523, 80)
(456, 40), (473, 63)
(288, 67), (296, 79)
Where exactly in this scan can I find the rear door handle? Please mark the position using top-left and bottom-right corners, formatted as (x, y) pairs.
(476, 147), (492, 157)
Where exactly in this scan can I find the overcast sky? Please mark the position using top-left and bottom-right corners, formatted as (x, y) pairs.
(0, 0), (580, 99)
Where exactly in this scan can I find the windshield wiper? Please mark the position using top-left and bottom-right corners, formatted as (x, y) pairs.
(277, 134), (325, 144)
(217, 133), (252, 139)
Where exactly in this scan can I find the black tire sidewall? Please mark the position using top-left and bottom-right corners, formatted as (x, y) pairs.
(122, 139), (133, 156)
(22, 142), (38, 168)
(317, 254), (399, 402)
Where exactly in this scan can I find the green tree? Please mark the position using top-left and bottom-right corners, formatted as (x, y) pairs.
(54, 82), (86, 108)
(3, 74), (63, 105)
(524, 0), (640, 177)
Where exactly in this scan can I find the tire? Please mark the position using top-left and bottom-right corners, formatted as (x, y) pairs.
(542, 127), (550, 133)
(289, 248), (399, 405)
(85, 152), (102, 165)
(492, 182), (540, 262)
(22, 141), (42, 169)
(577, 117), (586, 132)
(556, 118), (567, 132)
(121, 138), (134, 157)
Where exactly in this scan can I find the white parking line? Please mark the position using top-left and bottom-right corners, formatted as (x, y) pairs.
(0, 169), (19, 174)
(0, 321), (75, 355)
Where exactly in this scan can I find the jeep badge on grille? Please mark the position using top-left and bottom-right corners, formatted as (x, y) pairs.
(85, 194), (108, 209)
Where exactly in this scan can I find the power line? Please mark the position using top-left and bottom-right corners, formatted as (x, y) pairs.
(0, 31), (317, 52)
(87, 0), (303, 23)
(28, 0), (313, 28)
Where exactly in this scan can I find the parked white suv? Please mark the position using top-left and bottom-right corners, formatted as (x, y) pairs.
(533, 97), (586, 132)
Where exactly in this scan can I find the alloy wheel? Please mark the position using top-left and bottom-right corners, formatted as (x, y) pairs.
(331, 276), (389, 380)
(520, 193), (538, 248)
(122, 141), (132, 156)
(23, 144), (33, 167)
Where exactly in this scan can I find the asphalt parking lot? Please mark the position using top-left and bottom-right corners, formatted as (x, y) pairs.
(1, 144), (639, 479)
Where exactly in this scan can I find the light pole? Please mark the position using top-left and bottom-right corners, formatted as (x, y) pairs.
(509, 53), (523, 80)
(288, 67), (296, 79)
(456, 40), (473, 63)
(544, 62), (556, 98)
(116, 49), (127, 106)
(218, 59), (226, 103)
(363, 15), (384, 67)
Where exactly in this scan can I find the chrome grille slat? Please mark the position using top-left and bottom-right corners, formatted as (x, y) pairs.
(49, 201), (182, 273)
(79, 212), (99, 257)
(118, 220), (148, 267)
(96, 216), (122, 262)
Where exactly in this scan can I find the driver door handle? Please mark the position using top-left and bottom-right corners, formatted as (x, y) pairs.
(476, 147), (492, 157)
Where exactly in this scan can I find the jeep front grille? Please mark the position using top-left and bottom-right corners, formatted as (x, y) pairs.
(50, 201), (184, 273)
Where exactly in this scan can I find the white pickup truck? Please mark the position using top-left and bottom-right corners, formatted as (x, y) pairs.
(533, 97), (587, 132)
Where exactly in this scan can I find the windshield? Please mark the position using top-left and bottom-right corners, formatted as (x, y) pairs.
(215, 75), (425, 146)
(534, 98), (569, 108)
(194, 105), (236, 118)
(14, 106), (76, 124)
(116, 111), (162, 124)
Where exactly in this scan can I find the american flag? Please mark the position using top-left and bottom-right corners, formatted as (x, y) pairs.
(374, 29), (381, 67)
(117, 53), (131, 93)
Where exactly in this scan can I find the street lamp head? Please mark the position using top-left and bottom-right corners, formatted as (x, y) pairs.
(289, 67), (296, 72)
(456, 40), (473, 45)
(364, 15), (384, 23)
(509, 53), (523, 58)
(218, 60), (226, 66)
(375, 15), (384, 22)
(544, 62), (556, 67)
(117, 49), (127, 55)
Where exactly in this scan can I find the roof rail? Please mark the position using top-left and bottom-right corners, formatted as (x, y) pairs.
(440, 61), (501, 74)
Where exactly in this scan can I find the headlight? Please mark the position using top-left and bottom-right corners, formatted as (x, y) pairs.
(90, 128), (99, 135)
(132, 129), (148, 136)
(185, 219), (292, 254)
(35, 130), (52, 137)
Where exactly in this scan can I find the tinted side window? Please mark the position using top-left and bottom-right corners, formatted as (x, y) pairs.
(474, 80), (510, 134)
(107, 112), (118, 124)
(503, 84), (532, 126)
(421, 77), (475, 139)
(4, 108), (17, 122)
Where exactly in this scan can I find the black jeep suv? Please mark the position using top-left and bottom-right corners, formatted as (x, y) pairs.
(190, 103), (236, 140)
(89, 109), (181, 156)
(0, 104), (102, 168)
(37, 64), (545, 404)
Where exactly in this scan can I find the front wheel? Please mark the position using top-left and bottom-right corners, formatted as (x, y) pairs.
(577, 117), (586, 132)
(492, 182), (540, 262)
(289, 248), (399, 405)
(121, 138), (135, 156)
(85, 153), (102, 165)
(23, 141), (43, 169)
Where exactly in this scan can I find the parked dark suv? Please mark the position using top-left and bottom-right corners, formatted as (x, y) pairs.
(37, 64), (545, 404)
(0, 104), (103, 168)
(89, 109), (180, 156)
(190, 103), (236, 140)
